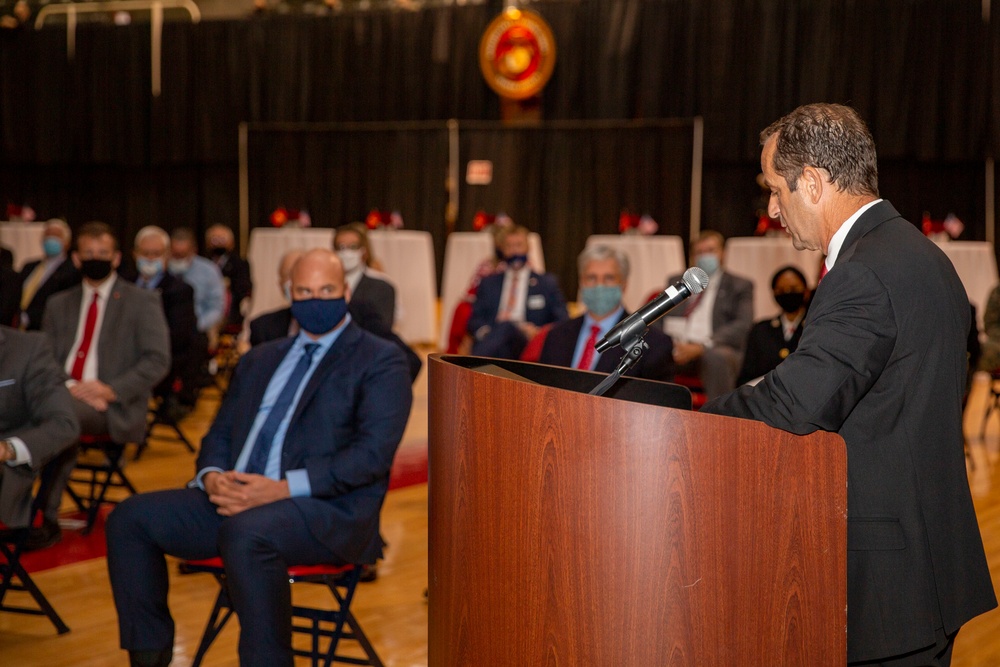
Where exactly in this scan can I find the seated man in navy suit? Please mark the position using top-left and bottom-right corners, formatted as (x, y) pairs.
(105, 248), (413, 667)
(467, 224), (568, 359)
(538, 245), (674, 382)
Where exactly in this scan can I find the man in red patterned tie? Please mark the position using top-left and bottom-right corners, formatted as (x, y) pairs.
(27, 222), (170, 550)
(537, 245), (674, 382)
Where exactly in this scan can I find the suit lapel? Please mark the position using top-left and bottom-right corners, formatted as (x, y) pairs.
(57, 286), (85, 360)
(288, 323), (360, 426)
(248, 338), (296, 415)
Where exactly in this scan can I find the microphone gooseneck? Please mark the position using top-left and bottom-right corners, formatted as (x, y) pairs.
(594, 267), (710, 353)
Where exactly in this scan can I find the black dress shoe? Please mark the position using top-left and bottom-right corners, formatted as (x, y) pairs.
(129, 649), (172, 667)
(23, 519), (61, 551)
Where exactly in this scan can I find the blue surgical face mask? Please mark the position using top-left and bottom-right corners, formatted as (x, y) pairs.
(290, 297), (348, 335)
(137, 257), (164, 278)
(43, 237), (64, 258)
(695, 253), (720, 275)
(580, 285), (622, 318)
(505, 253), (528, 268)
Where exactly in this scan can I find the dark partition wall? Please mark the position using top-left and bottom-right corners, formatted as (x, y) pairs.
(457, 120), (694, 294)
(0, 0), (996, 257)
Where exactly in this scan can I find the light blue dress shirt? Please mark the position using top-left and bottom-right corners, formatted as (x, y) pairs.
(570, 306), (624, 370)
(196, 316), (350, 497)
(173, 255), (225, 332)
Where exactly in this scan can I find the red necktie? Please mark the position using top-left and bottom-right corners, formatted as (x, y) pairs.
(71, 292), (99, 381)
(576, 324), (601, 370)
(817, 262), (829, 284)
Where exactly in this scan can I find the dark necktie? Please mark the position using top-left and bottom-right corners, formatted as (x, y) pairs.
(576, 324), (602, 370)
(70, 292), (100, 381)
(244, 343), (320, 475)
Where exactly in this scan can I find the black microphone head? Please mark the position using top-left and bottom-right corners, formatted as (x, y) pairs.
(682, 267), (710, 294)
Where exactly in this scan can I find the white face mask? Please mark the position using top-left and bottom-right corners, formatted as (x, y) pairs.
(337, 248), (363, 273)
(169, 258), (192, 275)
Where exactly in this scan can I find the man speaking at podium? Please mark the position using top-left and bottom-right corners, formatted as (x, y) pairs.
(701, 104), (996, 665)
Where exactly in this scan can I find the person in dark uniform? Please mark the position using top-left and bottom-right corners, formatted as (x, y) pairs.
(737, 265), (809, 385)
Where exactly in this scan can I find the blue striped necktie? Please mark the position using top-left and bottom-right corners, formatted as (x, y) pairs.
(244, 343), (320, 475)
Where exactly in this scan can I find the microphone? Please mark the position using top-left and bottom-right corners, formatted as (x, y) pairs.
(595, 267), (710, 352)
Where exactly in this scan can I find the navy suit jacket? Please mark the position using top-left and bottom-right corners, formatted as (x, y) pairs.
(538, 312), (675, 382)
(197, 322), (412, 564)
(467, 269), (568, 339)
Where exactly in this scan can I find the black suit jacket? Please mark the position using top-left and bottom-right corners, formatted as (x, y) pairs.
(702, 201), (996, 661)
(127, 272), (202, 392)
(0, 263), (18, 328)
(736, 314), (805, 385)
(249, 305), (421, 384)
(212, 252), (252, 327)
(249, 307), (294, 348)
(351, 273), (395, 333)
(538, 312), (675, 382)
(18, 256), (81, 330)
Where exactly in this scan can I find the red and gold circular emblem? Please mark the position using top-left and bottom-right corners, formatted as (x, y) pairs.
(479, 8), (557, 100)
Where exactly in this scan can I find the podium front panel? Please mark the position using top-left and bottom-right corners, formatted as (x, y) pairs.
(428, 355), (847, 666)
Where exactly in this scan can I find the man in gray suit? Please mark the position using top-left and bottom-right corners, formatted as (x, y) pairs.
(0, 326), (79, 528)
(660, 230), (754, 399)
(31, 222), (170, 549)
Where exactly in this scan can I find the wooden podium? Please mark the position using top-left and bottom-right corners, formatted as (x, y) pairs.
(428, 355), (847, 666)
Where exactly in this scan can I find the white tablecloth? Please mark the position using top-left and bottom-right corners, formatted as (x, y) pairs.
(584, 235), (686, 312)
(368, 230), (437, 344)
(438, 231), (545, 350)
(0, 221), (46, 271)
(723, 236), (824, 320)
(245, 227), (438, 344)
(935, 241), (999, 332)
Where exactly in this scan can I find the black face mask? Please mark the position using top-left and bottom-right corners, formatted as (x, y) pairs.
(775, 291), (806, 314)
(79, 259), (113, 281)
(209, 246), (227, 258)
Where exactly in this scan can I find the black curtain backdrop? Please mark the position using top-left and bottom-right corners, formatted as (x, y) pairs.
(247, 122), (451, 272)
(0, 0), (996, 271)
